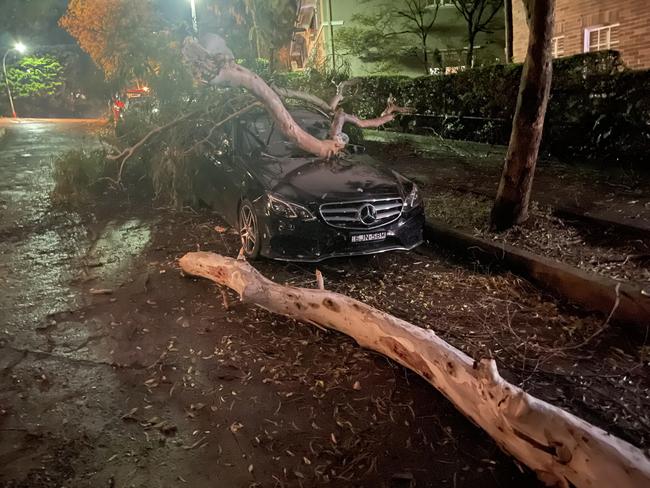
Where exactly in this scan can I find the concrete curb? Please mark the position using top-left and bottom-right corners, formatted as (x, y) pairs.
(424, 220), (650, 335)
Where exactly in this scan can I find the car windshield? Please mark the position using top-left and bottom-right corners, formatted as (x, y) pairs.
(242, 108), (330, 158)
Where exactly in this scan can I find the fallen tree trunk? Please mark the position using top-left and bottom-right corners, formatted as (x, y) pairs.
(179, 251), (650, 488)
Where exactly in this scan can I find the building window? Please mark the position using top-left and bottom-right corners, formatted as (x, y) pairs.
(552, 36), (565, 58)
(583, 24), (620, 52)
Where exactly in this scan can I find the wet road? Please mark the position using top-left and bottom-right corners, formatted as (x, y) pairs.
(0, 118), (103, 229)
(0, 119), (104, 343)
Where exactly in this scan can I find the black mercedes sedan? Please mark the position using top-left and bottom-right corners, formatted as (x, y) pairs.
(195, 106), (424, 262)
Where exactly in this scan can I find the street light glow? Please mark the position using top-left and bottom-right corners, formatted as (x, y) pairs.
(3, 42), (27, 117)
(189, 0), (198, 34)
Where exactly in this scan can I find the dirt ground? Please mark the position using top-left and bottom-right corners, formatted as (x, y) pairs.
(364, 137), (650, 289)
(1, 121), (649, 488)
(363, 131), (650, 233)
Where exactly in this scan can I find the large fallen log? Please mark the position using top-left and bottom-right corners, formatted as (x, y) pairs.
(179, 251), (650, 488)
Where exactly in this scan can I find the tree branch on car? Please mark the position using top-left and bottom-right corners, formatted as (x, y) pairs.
(329, 97), (413, 144)
(182, 34), (411, 158)
(273, 82), (411, 145)
(183, 101), (262, 155)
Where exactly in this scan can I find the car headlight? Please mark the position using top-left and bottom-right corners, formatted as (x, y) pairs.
(404, 183), (422, 209)
(267, 193), (315, 221)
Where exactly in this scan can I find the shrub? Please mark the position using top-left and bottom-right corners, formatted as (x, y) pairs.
(7, 54), (64, 98)
(281, 50), (649, 168)
(51, 149), (111, 204)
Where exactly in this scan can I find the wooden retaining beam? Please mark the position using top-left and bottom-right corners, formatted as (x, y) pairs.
(424, 220), (650, 335)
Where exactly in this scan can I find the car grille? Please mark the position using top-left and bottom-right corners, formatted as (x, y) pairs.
(319, 198), (404, 230)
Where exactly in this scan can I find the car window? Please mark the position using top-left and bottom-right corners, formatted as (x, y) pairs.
(242, 109), (330, 158)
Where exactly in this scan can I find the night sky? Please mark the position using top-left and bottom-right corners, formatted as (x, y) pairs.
(0, 0), (199, 49)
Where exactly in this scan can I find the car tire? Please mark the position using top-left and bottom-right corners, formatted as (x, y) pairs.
(238, 200), (261, 259)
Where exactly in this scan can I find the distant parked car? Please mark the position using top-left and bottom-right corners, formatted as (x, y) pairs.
(195, 105), (425, 262)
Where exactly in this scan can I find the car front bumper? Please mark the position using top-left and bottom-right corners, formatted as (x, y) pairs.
(257, 207), (425, 262)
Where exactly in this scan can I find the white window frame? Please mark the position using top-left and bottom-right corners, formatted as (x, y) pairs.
(583, 24), (620, 52)
(552, 35), (565, 58)
(427, 0), (454, 7)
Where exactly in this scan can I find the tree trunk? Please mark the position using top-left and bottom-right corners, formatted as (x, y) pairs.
(179, 251), (650, 488)
(466, 33), (476, 68)
(268, 47), (276, 74)
(505, 0), (514, 63)
(422, 34), (430, 74)
(490, 0), (554, 231)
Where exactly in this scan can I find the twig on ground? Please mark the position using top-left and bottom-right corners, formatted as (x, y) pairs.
(548, 283), (621, 353)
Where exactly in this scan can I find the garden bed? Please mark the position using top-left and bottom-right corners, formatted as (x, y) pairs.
(423, 189), (650, 288)
(361, 137), (650, 290)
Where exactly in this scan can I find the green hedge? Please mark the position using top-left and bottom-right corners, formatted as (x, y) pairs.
(275, 51), (650, 168)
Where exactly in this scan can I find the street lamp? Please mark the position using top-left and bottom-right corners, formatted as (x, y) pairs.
(189, 0), (198, 34)
(2, 42), (27, 118)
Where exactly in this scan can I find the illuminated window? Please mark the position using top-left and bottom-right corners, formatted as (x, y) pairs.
(552, 36), (565, 58)
(584, 24), (620, 52)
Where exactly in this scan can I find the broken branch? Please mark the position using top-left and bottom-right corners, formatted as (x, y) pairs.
(329, 78), (359, 111)
(271, 85), (333, 114)
(179, 251), (650, 488)
(329, 96), (412, 143)
(108, 110), (199, 184)
(183, 35), (410, 158)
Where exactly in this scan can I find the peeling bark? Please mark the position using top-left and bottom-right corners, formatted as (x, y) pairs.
(179, 251), (650, 488)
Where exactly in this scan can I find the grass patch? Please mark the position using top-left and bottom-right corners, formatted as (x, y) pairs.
(424, 190), (492, 231)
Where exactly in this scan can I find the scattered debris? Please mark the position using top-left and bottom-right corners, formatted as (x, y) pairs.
(90, 288), (113, 295)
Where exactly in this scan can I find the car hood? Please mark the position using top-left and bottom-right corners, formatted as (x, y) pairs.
(248, 153), (404, 203)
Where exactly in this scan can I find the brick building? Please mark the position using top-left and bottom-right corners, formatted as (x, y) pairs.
(513, 0), (650, 69)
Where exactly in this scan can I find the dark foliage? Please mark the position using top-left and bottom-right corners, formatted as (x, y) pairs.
(279, 51), (649, 168)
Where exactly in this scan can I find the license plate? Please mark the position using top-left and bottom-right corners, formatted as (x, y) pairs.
(351, 231), (387, 243)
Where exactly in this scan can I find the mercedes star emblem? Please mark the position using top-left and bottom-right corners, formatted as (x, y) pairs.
(358, 204), (377, 225)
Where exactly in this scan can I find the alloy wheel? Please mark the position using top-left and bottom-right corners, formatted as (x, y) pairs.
(239, 204), (257, 256)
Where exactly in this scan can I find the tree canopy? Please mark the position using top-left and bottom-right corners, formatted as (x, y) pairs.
(6, 54), (65, 98)
(59, 0), (158, 80)
(451, 0), (504, 67)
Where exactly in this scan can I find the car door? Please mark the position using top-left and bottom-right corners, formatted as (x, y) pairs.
(192, 126), (241, 226)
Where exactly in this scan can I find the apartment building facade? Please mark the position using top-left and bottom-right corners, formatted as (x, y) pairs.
(513, 0), (650, 69)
